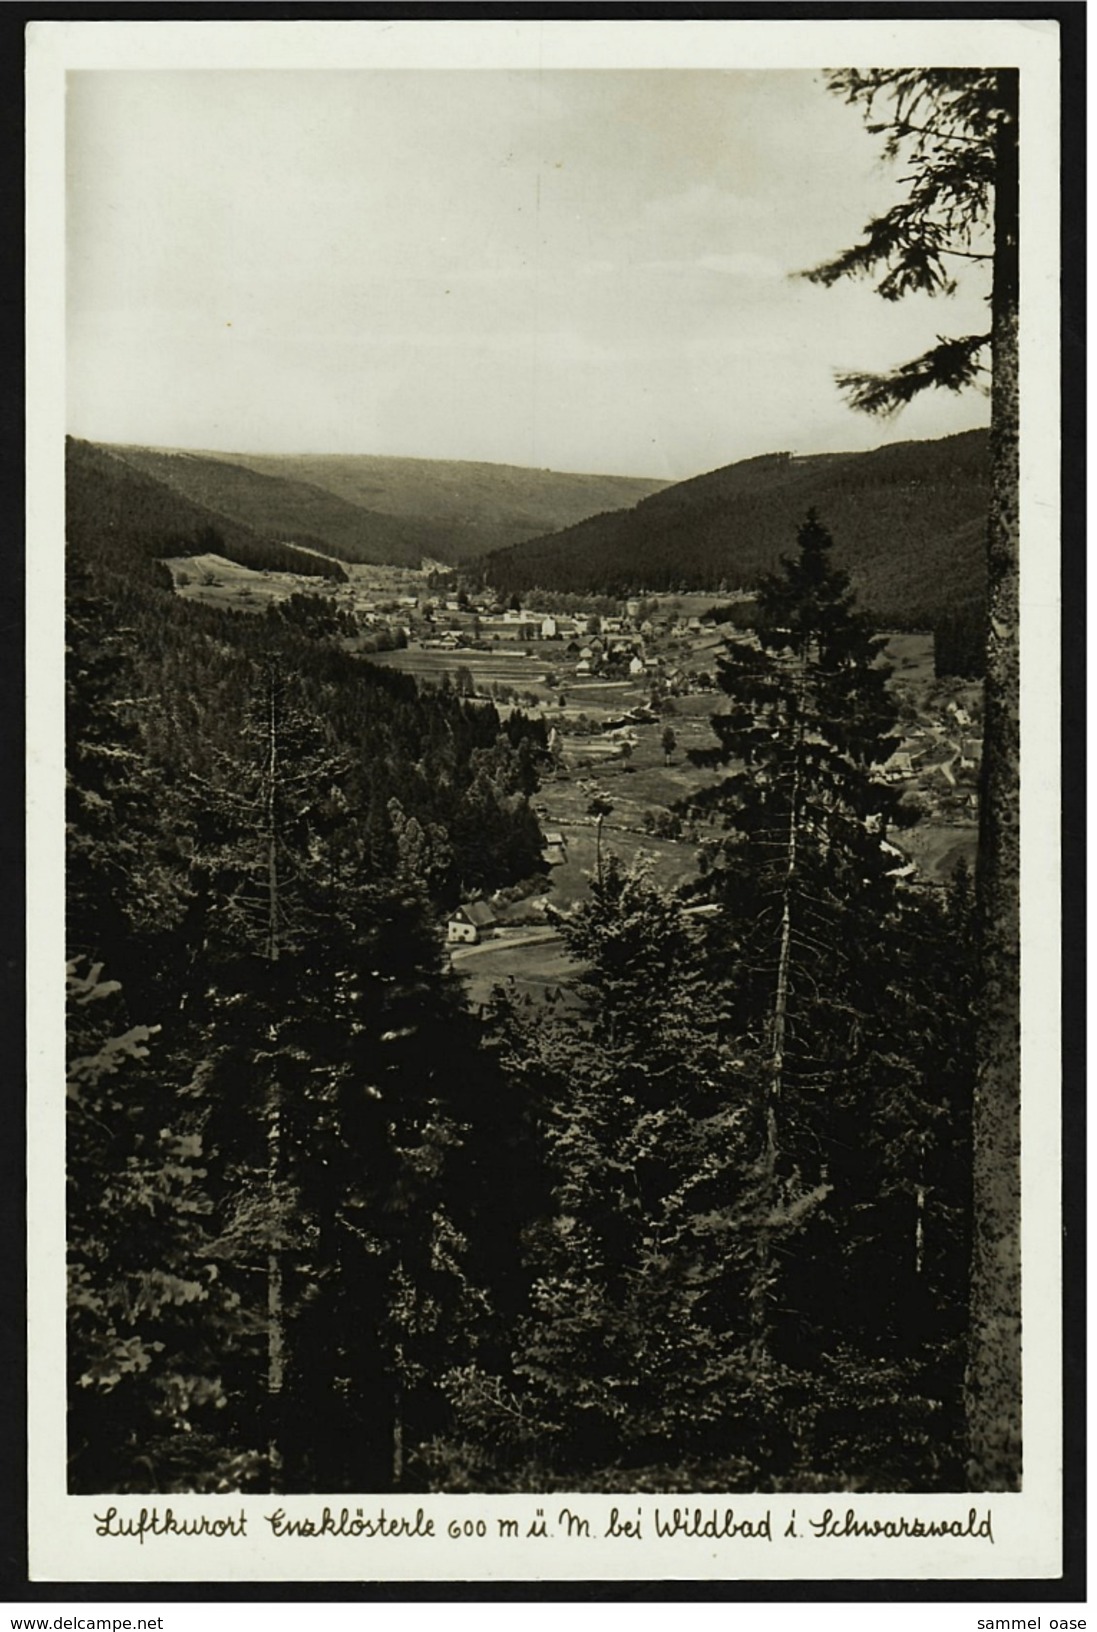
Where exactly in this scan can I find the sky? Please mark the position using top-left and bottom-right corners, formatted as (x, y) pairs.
(66, 69), (992, 481)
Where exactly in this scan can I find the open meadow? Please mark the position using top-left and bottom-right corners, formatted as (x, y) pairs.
(366, 645), (551, 691)
(449, 927), (583, 1010)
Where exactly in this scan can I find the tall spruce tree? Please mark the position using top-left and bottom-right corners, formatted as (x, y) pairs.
(688, 511), (903, 1365)
(804, 70), (1021, 1488)
(67, 958), (261, 1492)
(685, 511), (979, 1486)
(174, 662), (348, 1488)
(280, 853), (494, 1493)
(184, 664), (486, 1491)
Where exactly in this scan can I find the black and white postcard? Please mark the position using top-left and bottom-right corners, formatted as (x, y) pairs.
(26, 16), (1066, 1587)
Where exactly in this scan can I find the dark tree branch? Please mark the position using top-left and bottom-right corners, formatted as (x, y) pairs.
(816, 65), (1022, 1490)
(804, 70), (997, 306)
(872, 120), (984, 146)
(834, 333), (991, 417)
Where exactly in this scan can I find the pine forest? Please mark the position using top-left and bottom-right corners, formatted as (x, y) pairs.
(68, 469), (990, 1495)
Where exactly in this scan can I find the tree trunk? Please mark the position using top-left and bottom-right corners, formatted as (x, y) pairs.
(264, 668), (286, 1491)
(392, 1377), (405, 1489)
(750, 651), (807, 1366)
(965, 69), (1021, 1492)
(267, 1079), (284, 1492)
(914, 1133), (926, 1279)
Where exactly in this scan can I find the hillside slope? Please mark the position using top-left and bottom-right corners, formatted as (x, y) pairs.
(66, 439), (347, 586)
(203, 450), (669, 559)
(479, 429), (990, 631)
(102, 445), (446, 567)
(93, 443), (668, 566)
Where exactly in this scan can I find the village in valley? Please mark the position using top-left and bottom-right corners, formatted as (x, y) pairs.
(165, 546), (982, 1008)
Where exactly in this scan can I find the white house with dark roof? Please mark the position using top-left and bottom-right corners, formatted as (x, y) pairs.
(446, 900), (498, 945)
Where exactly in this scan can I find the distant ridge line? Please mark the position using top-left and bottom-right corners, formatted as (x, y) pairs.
(475, 427), (990, 647)
(85, 440), (671, 567)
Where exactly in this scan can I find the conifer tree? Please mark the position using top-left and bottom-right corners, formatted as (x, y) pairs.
(66, 578), (192, 1013)
(173, 662), (348, 1486)
(67, 959), (260, 1492)
(436, 861), (759, 1490)
(682, 511), (979, 1485)
(688, 511), (903, 1368)
(805, 70), (1021, 1486)
(185, 665), (485, 1490)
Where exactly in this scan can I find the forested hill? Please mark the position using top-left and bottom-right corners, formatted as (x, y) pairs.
(68, 428), (554, 1498)
(478, 429), (990, 631)
(66, 437), (551, 1015)
(89, 440), (669, 567)
(67, 438), (348, 582)
(95, 442), (453, 568)
(203, 449), (670, 560)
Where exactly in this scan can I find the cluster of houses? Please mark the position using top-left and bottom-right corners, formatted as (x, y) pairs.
(419, 604), (656, 653)
(880, 699), (982, 816)
(242, 560), (742, 684)
(410, 592), (715, 649)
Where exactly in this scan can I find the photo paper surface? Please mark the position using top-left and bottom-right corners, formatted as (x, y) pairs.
(27, 16), (1062, 1585)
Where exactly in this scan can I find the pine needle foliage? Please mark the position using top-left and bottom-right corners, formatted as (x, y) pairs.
(805, 65), (1021, 1490)
(428, 861), (762, 1489)
(685, 513), (974, 1481)
(803, 70), (1004, 417)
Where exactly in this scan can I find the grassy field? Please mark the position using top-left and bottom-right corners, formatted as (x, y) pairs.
(450, 931), (583, 1010)
(896, 820), (979, 886)
(542, 824), (701, 910)
(166, 554), (290, 614)
(557, 679), (633, 707)
(882, 631), (937, 691)
(535, 706), (723, 907)
(556, 705), (722, 788)
(366, 647), (550, 688)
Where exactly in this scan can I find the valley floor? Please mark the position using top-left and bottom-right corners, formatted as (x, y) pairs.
(162, 555), (980, 1008)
